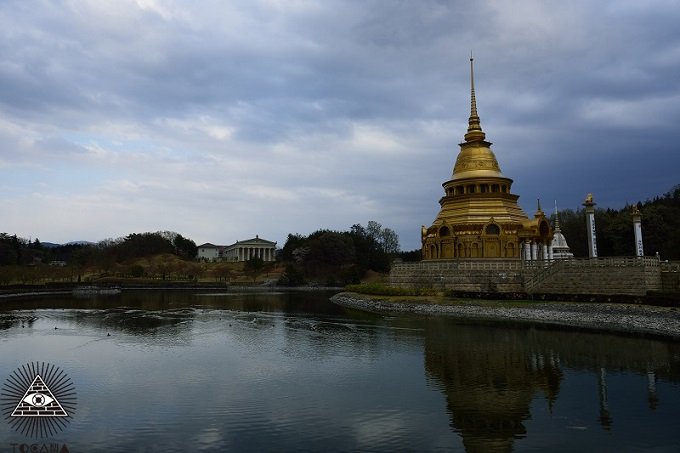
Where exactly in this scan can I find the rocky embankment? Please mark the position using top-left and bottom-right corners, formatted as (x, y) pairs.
(331, 292), (680, 339)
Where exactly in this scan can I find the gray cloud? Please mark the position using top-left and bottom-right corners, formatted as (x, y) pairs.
(1, 0), (679, 250)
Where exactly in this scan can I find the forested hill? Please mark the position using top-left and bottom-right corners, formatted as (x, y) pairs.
(557, 185), (680, 260)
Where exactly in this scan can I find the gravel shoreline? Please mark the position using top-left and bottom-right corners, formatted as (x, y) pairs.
(331, 292), (680, 340)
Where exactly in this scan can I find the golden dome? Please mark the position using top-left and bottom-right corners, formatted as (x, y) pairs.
(451, 141), (505, 180)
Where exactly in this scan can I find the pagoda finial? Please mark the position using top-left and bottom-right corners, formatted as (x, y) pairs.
(535, 198), (544, 217)
(465, 53), (486, 142)
(554, 200), (562, 231)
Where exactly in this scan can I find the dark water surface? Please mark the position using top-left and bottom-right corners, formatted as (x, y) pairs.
(1, 290), (679, 452)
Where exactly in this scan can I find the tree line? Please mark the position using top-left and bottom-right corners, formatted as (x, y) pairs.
(0, 231), (197, 268)
(277, 221), (401, 286)
(556, 185), (680, 260)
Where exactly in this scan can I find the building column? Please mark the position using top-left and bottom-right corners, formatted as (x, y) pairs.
(548, 244), (554, 261)
(632, 206), (644, 257)
(531, 241), (538, 261)
(583, 193), (598, 258)
(543, 241), (549, 260)
(523, 240), (530, 261)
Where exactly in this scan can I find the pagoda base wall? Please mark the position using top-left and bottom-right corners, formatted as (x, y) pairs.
(390, 258), (664, 297)
(389, 259), (528, 293)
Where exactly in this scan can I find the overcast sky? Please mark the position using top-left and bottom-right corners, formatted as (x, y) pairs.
(1, 0), (679, 250)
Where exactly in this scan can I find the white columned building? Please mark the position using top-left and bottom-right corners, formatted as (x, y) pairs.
(197, 236), (277, 262)
(223, 236), (277, 262)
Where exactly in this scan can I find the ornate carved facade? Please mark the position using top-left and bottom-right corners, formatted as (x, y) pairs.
(422, 59), (552, 260)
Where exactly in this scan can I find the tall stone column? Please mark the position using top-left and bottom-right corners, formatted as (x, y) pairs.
(531, 241), (538, 261)
(583, 193), (598, 258)
(632, 206), (644, 257)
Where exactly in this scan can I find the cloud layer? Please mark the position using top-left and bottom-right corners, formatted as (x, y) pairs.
(1, 0), (679, 250)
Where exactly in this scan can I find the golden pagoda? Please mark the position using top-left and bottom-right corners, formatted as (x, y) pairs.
(422, 58), (552, 260)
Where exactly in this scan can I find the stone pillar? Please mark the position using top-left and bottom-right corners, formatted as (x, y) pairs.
(583, 193), (598, 258)
(543, 242), (549, 260)
(548, 244), (554, 261)
(523, 240), (530, 261)
(632, 206), (644, 257)
(531, 241), (538, 261)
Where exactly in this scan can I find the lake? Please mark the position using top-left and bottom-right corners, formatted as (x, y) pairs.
(1, 290), (679, 452)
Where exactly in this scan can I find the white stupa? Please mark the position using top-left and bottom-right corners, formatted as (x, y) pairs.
(551, 202), (574, 260)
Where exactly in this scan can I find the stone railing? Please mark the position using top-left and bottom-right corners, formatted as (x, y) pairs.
(393, 259), (526, 272)
(661, 261), (680, 272)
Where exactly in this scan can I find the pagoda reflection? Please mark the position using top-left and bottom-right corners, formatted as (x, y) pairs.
(423, 319), (680, 452)
(424, 320), (562, 452)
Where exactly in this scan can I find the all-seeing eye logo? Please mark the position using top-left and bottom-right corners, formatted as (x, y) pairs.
(1, 362), (77, 438)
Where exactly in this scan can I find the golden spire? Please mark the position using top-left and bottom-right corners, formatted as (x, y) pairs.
(535, 198), (544, 217)
(465, 53), (486, 142)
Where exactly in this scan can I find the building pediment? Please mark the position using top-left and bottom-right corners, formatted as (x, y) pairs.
(231, 237), (277, 247)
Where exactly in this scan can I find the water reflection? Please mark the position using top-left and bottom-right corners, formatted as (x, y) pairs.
(424, 321), (561, 452)
(424, 319), (680, 452)
(1, 291), (680, 451)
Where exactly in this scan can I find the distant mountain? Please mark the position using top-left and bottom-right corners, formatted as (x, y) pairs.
(41, 241), (95, 248)
(65, 241), (95, 246)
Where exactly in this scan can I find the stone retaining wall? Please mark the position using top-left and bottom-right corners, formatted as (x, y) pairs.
(389, 260), (528, 293)
(661, 271), (680, 292)
(390, 257), (664, 297)
(531, 259), (662, 296)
